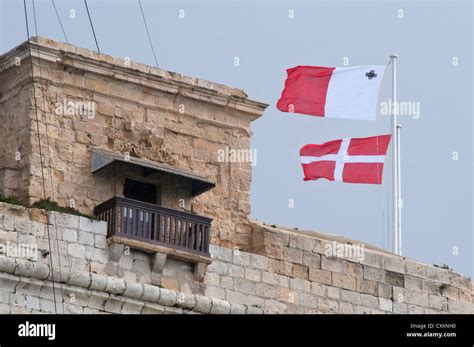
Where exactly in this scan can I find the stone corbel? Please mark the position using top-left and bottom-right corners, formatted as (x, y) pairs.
(108, 243), (125, 262)
(151, 252), (167, 273)
(107, 236), (212, 280)
(193, 262), (208, 281)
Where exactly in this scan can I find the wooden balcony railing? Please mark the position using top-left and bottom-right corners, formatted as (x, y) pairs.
(94, 197), (212, 257)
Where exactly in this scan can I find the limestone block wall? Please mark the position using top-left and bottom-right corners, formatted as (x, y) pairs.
(0, 37), (268, 250)
(0, 48), (33, 202)
(0, 202), (471, 314)
(228, 222), (473, 313)
(0, 266), (238, 314)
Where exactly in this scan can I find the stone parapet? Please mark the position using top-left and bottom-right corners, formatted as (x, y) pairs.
(0, 203), (471, 314)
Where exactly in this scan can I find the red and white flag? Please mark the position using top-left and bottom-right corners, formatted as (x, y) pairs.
(300, 135), (391, 184)
(277, 65), (386, 120)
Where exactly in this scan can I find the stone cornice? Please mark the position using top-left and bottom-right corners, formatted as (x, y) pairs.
(0, 37), (269, 121)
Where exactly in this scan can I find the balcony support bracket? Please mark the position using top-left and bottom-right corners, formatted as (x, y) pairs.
(193, 262), (208, 281)
(151, 252), (168, 273)
(109, 243), (125, 262)
(106, 236), (213, 281)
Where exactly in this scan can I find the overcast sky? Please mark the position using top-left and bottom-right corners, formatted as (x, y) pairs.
(1, 0), (472, 278)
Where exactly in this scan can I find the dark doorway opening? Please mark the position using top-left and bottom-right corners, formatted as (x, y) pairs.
(123, 178), (157, 204)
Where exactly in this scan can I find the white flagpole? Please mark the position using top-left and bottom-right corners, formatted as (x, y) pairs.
(390, 54), (400, 255)
(397, 124), (402, 255)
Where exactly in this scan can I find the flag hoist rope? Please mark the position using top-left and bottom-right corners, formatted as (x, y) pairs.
(390, 54), (402, 256)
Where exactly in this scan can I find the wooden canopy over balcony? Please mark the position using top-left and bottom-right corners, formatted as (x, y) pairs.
(91, 148), (215, 196)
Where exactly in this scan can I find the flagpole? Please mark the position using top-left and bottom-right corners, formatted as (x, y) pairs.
(397, 124), (402, 255)
(390, 54), (400, 255)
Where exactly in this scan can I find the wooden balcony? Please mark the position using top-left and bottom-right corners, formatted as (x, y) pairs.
(94, 197), (212, 257)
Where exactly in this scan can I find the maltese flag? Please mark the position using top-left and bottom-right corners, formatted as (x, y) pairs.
(277, 65), (386, 120)
(300, 135), (391, 184)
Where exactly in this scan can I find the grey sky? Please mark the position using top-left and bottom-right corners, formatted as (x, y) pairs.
(0, 0), (472, 277)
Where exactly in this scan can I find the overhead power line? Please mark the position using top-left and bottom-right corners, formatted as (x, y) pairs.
(23, 0), (30, 38)
(138, 0), (159, 68)
(33, 0), (67, 315)
(23, 0), (69, 314)
(84, 0), (100, 52)
(51, 0), (69, 43)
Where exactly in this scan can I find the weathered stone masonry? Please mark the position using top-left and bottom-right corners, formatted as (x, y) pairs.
(0, 37), (267, 250)
(0, 38), (472, 314)
(0, 203), (471, 314)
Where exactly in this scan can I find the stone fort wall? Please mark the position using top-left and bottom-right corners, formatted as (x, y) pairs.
(0, 37), (268, 251)
(0, 38), (472, 315)
(0, 49), (32, 203)
(0, 202), (471, 314)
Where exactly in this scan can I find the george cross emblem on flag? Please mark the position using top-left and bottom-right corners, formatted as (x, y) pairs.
(365, 70), (377, 80)
(277, 65), (386, 120)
